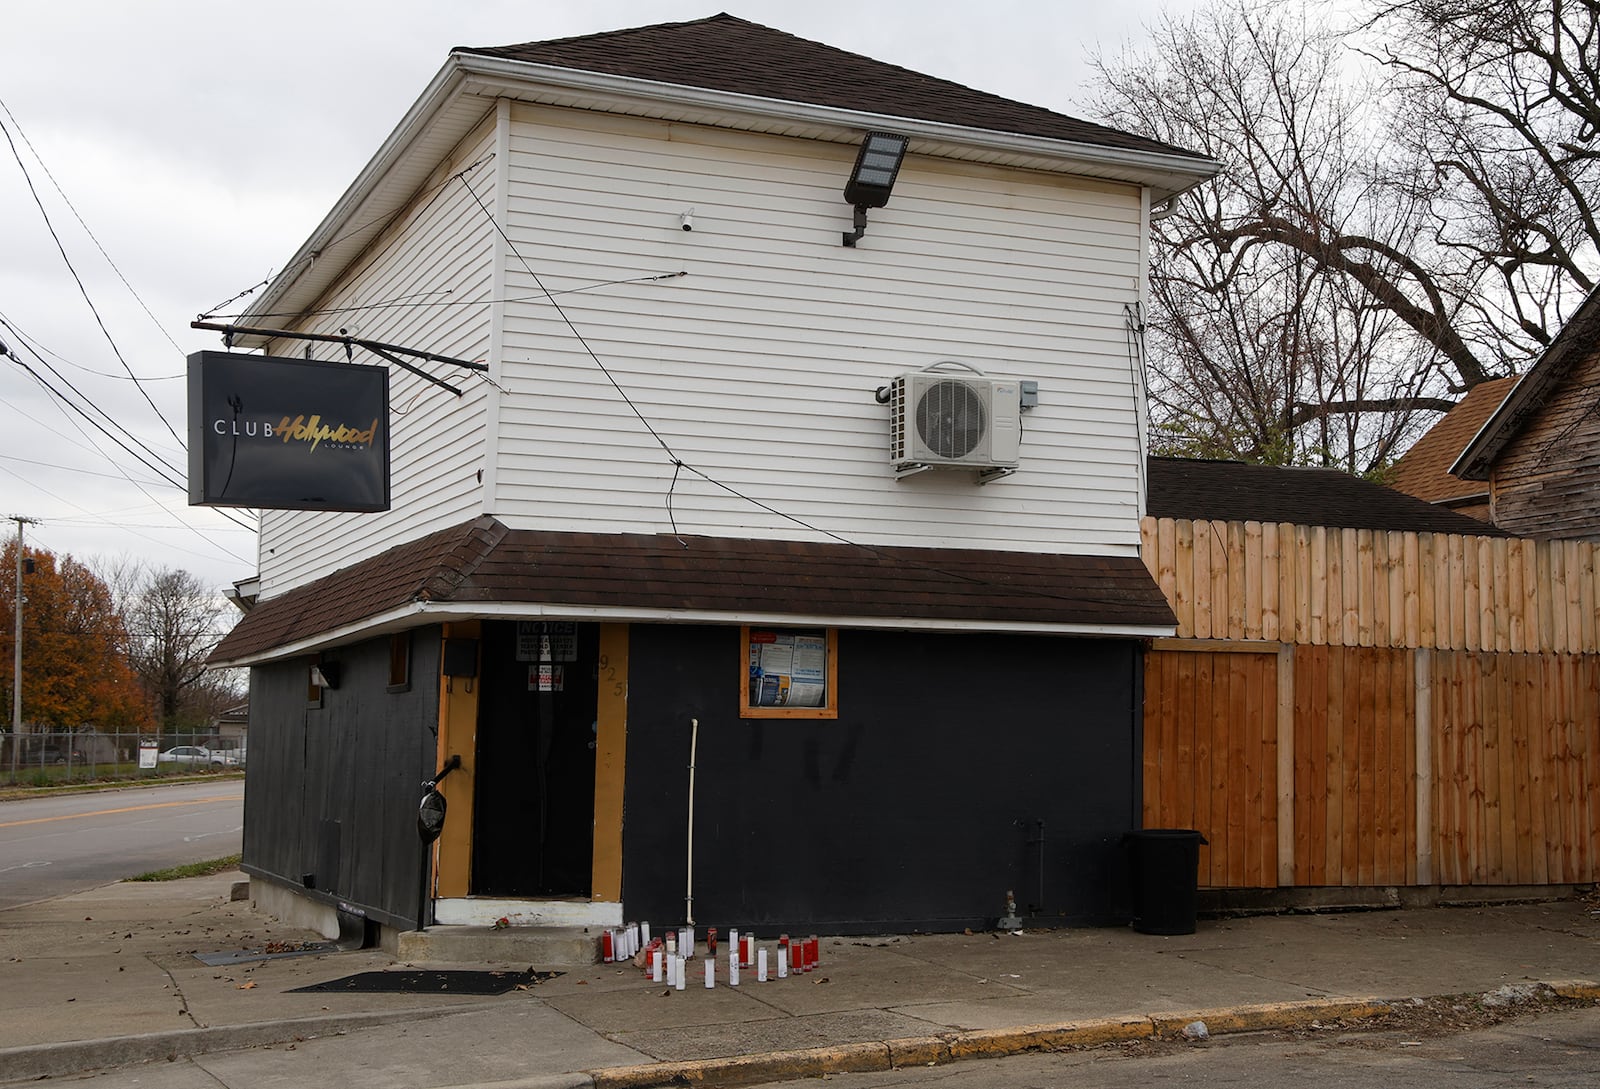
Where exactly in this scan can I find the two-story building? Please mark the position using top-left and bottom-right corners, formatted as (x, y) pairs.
(205, 15), (1218, 944)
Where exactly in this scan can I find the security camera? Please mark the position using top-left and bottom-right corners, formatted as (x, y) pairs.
(680, 208), (694, 232)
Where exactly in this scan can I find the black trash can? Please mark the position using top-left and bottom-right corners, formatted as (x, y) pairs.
(1123, 829), (1207, 935)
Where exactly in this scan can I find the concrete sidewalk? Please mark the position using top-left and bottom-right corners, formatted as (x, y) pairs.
(3, 873), (1599, 1089)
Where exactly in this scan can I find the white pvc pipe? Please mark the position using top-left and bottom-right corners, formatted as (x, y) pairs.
(686, 717), (698, 925)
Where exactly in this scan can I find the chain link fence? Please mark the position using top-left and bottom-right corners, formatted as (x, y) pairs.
(0, 728), (246, 787)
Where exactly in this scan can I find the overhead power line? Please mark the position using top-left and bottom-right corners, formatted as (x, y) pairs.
(1, 331), (258, 543)
(0, 111), (184, 450)
(0, 97), (186, 358)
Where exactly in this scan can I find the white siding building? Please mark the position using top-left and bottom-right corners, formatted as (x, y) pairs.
(211, 16), (1218, 942)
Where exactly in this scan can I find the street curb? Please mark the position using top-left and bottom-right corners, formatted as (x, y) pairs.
(0, 1006), (496, 1084)
(12, 981), (1600, 1088)
(945, 1014), (1156, 1059)
(590, 1041), (893, 1088)
(1547, 979), (1600, 1001)
(1149, 997), (1394, 1036)
(572, 997), (1402, 1089)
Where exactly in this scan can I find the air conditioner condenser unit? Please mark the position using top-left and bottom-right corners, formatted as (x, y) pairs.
(889, 367), (1021, 472)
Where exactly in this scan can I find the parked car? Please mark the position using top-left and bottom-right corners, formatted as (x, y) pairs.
(18, 739), (86, 765)
(38, 744), (86, 765)
(156, 745), (215, 767)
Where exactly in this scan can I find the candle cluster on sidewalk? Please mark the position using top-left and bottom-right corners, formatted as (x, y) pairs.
(600, 922), (822, 989)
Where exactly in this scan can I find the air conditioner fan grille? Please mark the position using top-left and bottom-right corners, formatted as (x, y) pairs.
(915, 379), (987, 459)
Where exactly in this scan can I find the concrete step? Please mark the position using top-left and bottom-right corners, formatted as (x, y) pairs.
(393, 925), (601, 968)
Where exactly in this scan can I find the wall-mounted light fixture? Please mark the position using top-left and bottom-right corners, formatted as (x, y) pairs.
(842, 131), (909, 247)
(442, 637), (479, 694)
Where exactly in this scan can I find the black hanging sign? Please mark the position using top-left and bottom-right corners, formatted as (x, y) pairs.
(187, 351), (390, 511)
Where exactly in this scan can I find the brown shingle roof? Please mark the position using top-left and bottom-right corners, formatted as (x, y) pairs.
(210, 519), (1175, 662)
(1388, 376), (1519, 506)
(461, 14), (1202, 161)
(1147, 456), (1509, 536)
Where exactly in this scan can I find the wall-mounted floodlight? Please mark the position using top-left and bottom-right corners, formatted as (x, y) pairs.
(842, 131), (909, 247)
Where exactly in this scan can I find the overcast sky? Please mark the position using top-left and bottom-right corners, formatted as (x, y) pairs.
(0, 0), (1184, 594)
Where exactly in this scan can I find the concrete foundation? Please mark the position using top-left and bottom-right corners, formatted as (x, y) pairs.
(1199, 884), (1594, 917)
(392, 924), (601, 967)
(250, 876), (341, 939)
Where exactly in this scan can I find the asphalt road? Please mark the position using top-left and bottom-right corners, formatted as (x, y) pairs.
(0, 779), (243, 909)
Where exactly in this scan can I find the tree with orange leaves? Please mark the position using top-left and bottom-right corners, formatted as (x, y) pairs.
(0, 538), (152, 731)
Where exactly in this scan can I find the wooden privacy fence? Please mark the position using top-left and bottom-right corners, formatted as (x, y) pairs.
(1140, 517), (1600, 654)
(1140, 518), (1600, 891)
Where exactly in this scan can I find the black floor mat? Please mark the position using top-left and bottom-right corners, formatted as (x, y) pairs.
(289, 968), (559, 995)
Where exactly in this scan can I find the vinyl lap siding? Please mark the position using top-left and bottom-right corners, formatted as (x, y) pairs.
(257, 126), (498, 595)
(490, 107), (1147, 555)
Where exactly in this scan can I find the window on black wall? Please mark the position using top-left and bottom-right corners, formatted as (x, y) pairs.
(741, 626), (838, 719)
(388, 633), (411, 692)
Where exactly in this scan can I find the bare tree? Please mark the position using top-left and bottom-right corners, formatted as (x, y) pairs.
(120, 566), (241, 733)
(1088, 0), (1597, 471)
(1364, 0), (1599, 359)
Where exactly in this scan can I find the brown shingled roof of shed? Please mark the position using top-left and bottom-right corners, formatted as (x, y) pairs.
(1387, 376), (1518, 507)
(460, 14), (1203, 161)
(209, 519), (1175, 663)
(1147, 456), (1510, 536)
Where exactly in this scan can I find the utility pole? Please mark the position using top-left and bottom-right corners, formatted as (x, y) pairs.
(9, 515), (37, 781)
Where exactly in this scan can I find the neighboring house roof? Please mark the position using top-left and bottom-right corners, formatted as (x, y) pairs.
(1147, 456), (1510, 536)
(208, 518), (1177, 665)
(1453, 285), (1600, 481)
(1387, 376), (1519, 507)
(462, 14), (1197, 160)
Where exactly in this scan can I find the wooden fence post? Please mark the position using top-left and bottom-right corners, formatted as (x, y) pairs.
(1277, 643), (1296, 886)
(1415, 647), (1433, 886)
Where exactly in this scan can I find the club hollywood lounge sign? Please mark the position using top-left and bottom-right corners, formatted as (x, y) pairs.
(188, 351), (390, 511)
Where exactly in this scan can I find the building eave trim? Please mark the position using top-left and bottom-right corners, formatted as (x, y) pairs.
(209, 599), (1172, 667)
(236, 52), (1219, 334)
(451, 53), (1221, 193)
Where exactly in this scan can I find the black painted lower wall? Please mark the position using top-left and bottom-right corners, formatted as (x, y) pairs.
(621, 625), (1142, 934)
(240, 620), (1142, 934)
(240, 629), (441, 930)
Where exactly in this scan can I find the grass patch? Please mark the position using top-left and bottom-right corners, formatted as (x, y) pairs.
(0, 768), (242, 802)
(128, 854), (243, 882)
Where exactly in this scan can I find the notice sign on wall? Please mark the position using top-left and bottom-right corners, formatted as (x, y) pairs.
(187, 351), (390, 511)
(516, 621), (578, 662)
(748, 630), (827, 708)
